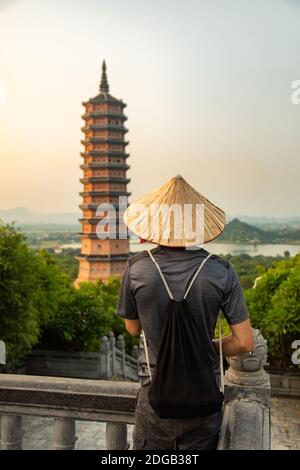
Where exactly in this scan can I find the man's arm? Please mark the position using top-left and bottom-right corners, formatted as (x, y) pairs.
(216, 261), (253, 356)
(214, 318), (254, 356)
(124, 319), (142, 336)
(116, 260), (141, 332)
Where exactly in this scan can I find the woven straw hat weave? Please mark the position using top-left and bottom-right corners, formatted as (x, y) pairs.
(124, 175), (226, 247)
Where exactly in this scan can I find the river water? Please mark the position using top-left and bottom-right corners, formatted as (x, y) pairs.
(130, 241), (300, 257)
(60, 241), (300, 257)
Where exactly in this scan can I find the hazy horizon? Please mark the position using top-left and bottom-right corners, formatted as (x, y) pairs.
(1, 0), (300, 217)
(1, 205), (300, 224)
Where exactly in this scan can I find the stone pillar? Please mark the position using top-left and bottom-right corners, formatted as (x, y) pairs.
(116, 334), (126, 379)
(0, 340), (5, 364)
(100, 335), (111, 378)
(218, 328), (271, 450)
(53, 418), (77, 450)
(131, 345), (139, 376)
(106, 422), (128, 450)
(109, 332), (116, 377)
(131, 344), (139, 360)
(0, 415), (22, 450)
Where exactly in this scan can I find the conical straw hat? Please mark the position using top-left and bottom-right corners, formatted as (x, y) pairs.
(124, 175), (226, 247)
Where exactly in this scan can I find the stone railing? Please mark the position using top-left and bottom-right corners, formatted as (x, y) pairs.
(218, 328), (271, 450)
(267, 367), (300, 397)
(0, 329), (271, 450)
(0, 375), (139, 450)
(26, 332), (139, 381)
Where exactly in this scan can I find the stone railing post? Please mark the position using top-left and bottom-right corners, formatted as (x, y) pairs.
(106, 422), (128, 450)
(0, 415), (22, 450)
(116, 334), (126, 379)
(100, 335), (111, 378)
(131, 345), (139, 377)
(109, 332), (116, 377)
(218, 328), (271, 450)
(54, 417), (77, 450)
(0, 340), (5, 365)
(131, 345), (139, 360)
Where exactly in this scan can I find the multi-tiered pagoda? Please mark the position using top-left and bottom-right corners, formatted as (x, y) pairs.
(75, 61), (130, 285)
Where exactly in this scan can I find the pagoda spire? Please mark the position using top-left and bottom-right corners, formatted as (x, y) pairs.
(100, 60), (109, 94)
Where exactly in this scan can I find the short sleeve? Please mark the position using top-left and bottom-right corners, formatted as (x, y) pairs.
(221, 263), (249, 325)
(116, 260), (139, 320)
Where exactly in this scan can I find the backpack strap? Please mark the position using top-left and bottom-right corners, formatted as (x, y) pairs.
(218, 312), (225, 393)
(142, 330), (152, 382)
(147, 249), (174, 300)
(183, 253), (212, 299)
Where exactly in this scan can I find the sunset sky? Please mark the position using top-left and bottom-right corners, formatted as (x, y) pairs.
(0, 0), (300, 217)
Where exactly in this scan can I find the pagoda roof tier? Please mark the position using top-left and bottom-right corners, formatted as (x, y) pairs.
(80, 151), (129, 159)
(76, 254), (129, 262)
(80, 176), (130, 184)
(82, 94), (126, 108)
(81, 112), (127, 121)
(80, 190), (131, 197)
(81, 125), (128, 133)
(79, 203), (125, 211)
(80, 162), (130, 170)
(78, 217), (124, 225)
(79, 210), (124, 218)
(79, 217), (124, 224)
(78, 232), (129, 240)
(81, 138), (129, 146)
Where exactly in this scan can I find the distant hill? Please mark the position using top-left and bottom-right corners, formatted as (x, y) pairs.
(229, 215), (300, 230)
(0, 207), (32, 222)
(1, 208), (300, 243)
(218, 218), (272, 243)
(218, 218), (300, 243)
(0, 207), (80, 227)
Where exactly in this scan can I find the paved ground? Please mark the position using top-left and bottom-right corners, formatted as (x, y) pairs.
(22, 418), (134, 450)
(271, 397), (300, 450)
(19, 396), (300, 450)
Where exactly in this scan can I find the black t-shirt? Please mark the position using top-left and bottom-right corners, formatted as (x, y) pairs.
(117, 245), (249, 385)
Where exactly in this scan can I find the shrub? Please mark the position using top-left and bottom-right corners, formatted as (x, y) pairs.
(245, 254), (300, 367)
(38, 277), (139, 352)
(0, 223), (41, 369)
(39, 282), (110, 351)
(0, 223), (71, 369)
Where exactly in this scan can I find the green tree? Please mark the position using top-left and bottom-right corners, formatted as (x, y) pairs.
(262, 268), (300, 366)
(245, 254), (300, 367)
(34, 249), (72, 325)
(101, 276), (139, 353)
(39, 278), (135, 352)
(53, 249), (80, 281)
(0, 222), (135, 365)
(0, 223), (42, 368)
(0, 222), (74, 369)
(0, 224), (45, 368)
(40, 282), (109, 351)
